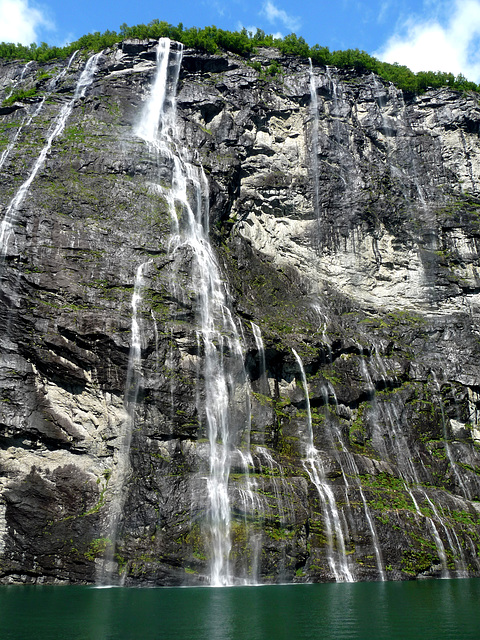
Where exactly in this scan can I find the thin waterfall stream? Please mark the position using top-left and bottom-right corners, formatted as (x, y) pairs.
(292, 348), (353, 582)
(322, 381), (386, 581)
(361, 351), (468, 577)
(97, 261), (151, 585)
(0, 51), (100, 257)
(0, 51), (79, 172)
(308, 59), (321, 226)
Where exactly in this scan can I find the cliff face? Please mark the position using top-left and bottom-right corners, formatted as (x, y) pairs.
(1, 38), (480, 586)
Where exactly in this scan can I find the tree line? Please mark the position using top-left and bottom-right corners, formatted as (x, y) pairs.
(0, 20), (478, 95)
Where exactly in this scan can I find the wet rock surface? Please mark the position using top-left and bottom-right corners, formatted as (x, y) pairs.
(0, 40), (480, 585)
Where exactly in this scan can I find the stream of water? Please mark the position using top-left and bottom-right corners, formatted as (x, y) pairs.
(0, 51), (100, 256)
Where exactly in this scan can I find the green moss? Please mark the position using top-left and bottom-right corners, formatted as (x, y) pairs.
(349, 401), (370, 445)
(457, 461), (480, 476)
(401, 548), (439, 575)
(2, 88), (38, 106)
(182, 524), (207, 560)
(266, 527), (295, 541)
(447, 509), (480, 527)
(83, 471), (110, 516)
(184, 567), (198, 575)
(36, 70), (53, 81)
(321, 370), (342, 386)
(361, 473), (417, 513)
(360, 310), (426, 332)
(84, 537), (112, 561)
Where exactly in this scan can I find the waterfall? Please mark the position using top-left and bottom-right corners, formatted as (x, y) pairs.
(308, 60), (321, 225)
(292, 349), (353, 582)
(0, 51), (99, 257)
(431, 372), (470, 500)
(251, 322), (268, 393)
(361, 352), (470, 577)
(0, 100), (43, 172)
(236, 449), (262, 584)
(97, 261), (150, 585)
(135, 38), (253, 586)
(311, 304), (333, 364)
(0, 52), (79, 173)
(125, 263), (150, 414)
(18, 59), (33, 82)
(256, 446), (294, 580)
(323, 382), (386, 580)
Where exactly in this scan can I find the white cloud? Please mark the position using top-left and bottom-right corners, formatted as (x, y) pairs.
(237, 22), (260, 36)
(0, 0), (53, 45)
(237, 22), (283, 39)
(375, 0), (480, 81)
(209, 0), (226, 17)
(377, 1), (391, 23)
(261, 1), (301, 32)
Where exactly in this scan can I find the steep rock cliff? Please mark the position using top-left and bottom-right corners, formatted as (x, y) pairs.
(0, 39), (480, 585)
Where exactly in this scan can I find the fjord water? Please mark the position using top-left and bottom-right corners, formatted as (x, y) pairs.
(1, 580), (480, 640)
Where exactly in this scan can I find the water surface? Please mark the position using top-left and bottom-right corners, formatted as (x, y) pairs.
(1, 579), (479, 639)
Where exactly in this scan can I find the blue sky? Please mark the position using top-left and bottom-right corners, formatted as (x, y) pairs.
(2, 0), (480, 81)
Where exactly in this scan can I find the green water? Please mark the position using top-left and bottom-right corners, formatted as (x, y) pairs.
(1, 579), (479, 639)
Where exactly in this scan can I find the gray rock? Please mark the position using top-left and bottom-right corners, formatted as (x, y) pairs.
(0, 41), (480, 585)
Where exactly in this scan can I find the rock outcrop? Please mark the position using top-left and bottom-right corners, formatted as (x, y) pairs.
(0, 39), (480, 585)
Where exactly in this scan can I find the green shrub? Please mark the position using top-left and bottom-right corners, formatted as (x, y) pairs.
(0, 21), (478, 95)
(2, 88), (38, 106)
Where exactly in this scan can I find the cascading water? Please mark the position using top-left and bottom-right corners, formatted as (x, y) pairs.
(431, 371), (470, 500)
(292, 348), (353, 582)
(308, 60), (321, 226)
(0, 51), (100, 257)
(325, 66), (348, 171)
(125, 263), (150, 417)
(256, 446), (294, 580)
(0, 51), (79, 172)
(360, 350), (470, 577)
(322, 381), (386, 580)
(135, 38), (254, 586)
(311, 305), (331, 356)
(17, 59), (33, 82)
(250, 322), (273, 447)
(251, 322), (268, 395)
(236, 449), (262, 584)
(98, 261), (150, 585)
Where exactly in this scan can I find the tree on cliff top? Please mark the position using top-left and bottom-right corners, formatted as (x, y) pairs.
(0, 21), (478, 95)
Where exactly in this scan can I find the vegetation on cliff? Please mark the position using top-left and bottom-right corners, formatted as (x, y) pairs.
(0, 20), (478, 95)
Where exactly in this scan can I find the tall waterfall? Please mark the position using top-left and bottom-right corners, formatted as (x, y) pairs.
(0, 51), (100, 257)
(135, 38), (251, 586)
(292, 349), (354, 582)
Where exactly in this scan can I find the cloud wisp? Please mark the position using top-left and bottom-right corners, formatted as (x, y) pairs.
(261, 1), (301, 33)
(375, 0), (480, 81)
(0, 0), (53, 45)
